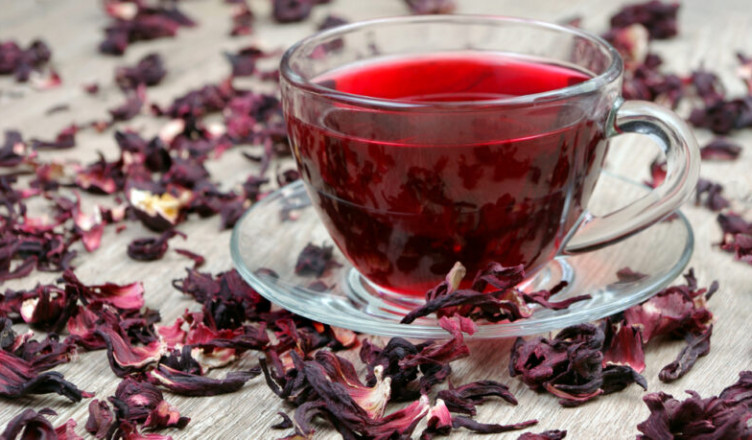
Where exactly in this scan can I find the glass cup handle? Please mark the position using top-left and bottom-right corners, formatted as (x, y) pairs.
(563, 98), (701, 253)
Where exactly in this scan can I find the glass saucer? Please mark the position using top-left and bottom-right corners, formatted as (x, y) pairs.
(230, 171), (693, 339)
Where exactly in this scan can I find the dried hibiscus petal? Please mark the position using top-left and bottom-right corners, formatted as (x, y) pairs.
(517, 430), (568, 440)
(436, 380), (517, 416)
(17, 334), (78, 372)
(452, 416), (538, 435)
(618, 269), (717, 382)
(272, 0), (314, 23)
(68, 306), (106, 350)
(108, 377), (190, 433)
(142, 400), (190, 430)
(700, 138), (742, 161)
(718, 212), (752, 243)
(71, 195), (105, 253)
(314, 350), (391, 419)
(602, 320), (645, 373)
(97, 325), (163, 377)
(636, 373), (752, 440)
(229, 1), (254, 36)
(30, 124), (77, 151)
(509, 323), (645, 406)
(63, 269), (145, 310)
(695, 178), (730, 212)
(225, 46), (268, 77)
(405, 0), (457, 14)
(689, 96), (752, 135)
(690, 68), (725, 105)
(403, 262), (587, 325)
(0, 349), (88, 402)
(127, 185), (189, 232)
(722, 233), (752, 264)
(609, 0), (680, 40)
(399, 317), (471, 371)
(623, 269), (715, 343)
(603, 24), (648, 70)
(658, 325), (712, 382)
(127, 229), (185, 262)
(360, 337), (426, 402)
(17, 284), (76, 333)
(294, 242), (337, 277)
(318, 14), (348, 31)
(0, 408), (57, 440)
(54, 418), (82, 440)
(271, 412), (293, 430)
(115, 53), (166, 91)
(419, 399), (452, 439)
(148, 364), (260, 396)
(99, 1), (196, 56)
(174, 248), (205, 268)
(86, 399), (115, 438)
(363, 394), (431, 438)
(0, 130), (29, 168)
(109, 85), (146, 122)
(0, 39), (53, 83)
(75, 153), (123, 195)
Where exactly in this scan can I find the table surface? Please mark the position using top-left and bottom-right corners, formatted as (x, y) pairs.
(1, 0), (751, 439)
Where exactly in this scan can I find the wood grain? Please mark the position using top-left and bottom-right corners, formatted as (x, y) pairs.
(1, 0), (751, 438)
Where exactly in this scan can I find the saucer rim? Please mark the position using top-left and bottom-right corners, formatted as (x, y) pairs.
(230, 176), (694, 339)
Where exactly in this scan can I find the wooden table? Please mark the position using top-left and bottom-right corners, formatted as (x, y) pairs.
(1, 0), (751, 438)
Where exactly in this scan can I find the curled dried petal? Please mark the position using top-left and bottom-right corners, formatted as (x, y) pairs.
(0, 408), (57, 440)
(148, 364), (260, 396)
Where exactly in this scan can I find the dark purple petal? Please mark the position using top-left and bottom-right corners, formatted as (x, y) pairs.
(0, 408), (57, 440)
(294, 242), (338, 277)
(658, 326), (713, 382)
(85, 399), (114, 439)
(602, 322), (645, 373)
(174, 248), (205, 268)
(0, 350), (88, 402)
(148, 364), (260, 396)
(97, 326), (163, 377)
(317, 14), (349, 31)
(405, 0), (457, 14)
(600, 364), (647, 395)
(452, 416), (538, 435)
(30, 124), (77, 150)
(695, 178), (730, 212)
(700, 138), (742, 161)
(225, 46), (267, 77)
(271, 412), (293, 430)
(0, 131), (28, 168)
(272, 0), (314, 23)
(109, 86), (146, 122)
(229, 1), (254, 36)
(127, 229), (185, 262)
(609, 0), (680, 39)
(437, 380), (517, 415)
(0, 39), (54, 84)
(637, 381), (752, 440)
(99, 3), (195, 56)
(54, 418), (82, 440)
(517, 430), (568, 440)
(115, 53), (166, 90)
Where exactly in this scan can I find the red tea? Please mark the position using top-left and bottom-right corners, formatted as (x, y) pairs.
(286, 53), (607, 295)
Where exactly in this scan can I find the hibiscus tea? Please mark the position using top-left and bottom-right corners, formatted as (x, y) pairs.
(286, 53), (607, 296)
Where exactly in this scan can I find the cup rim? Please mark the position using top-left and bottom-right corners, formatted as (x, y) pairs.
(280, 14), (623, 110)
